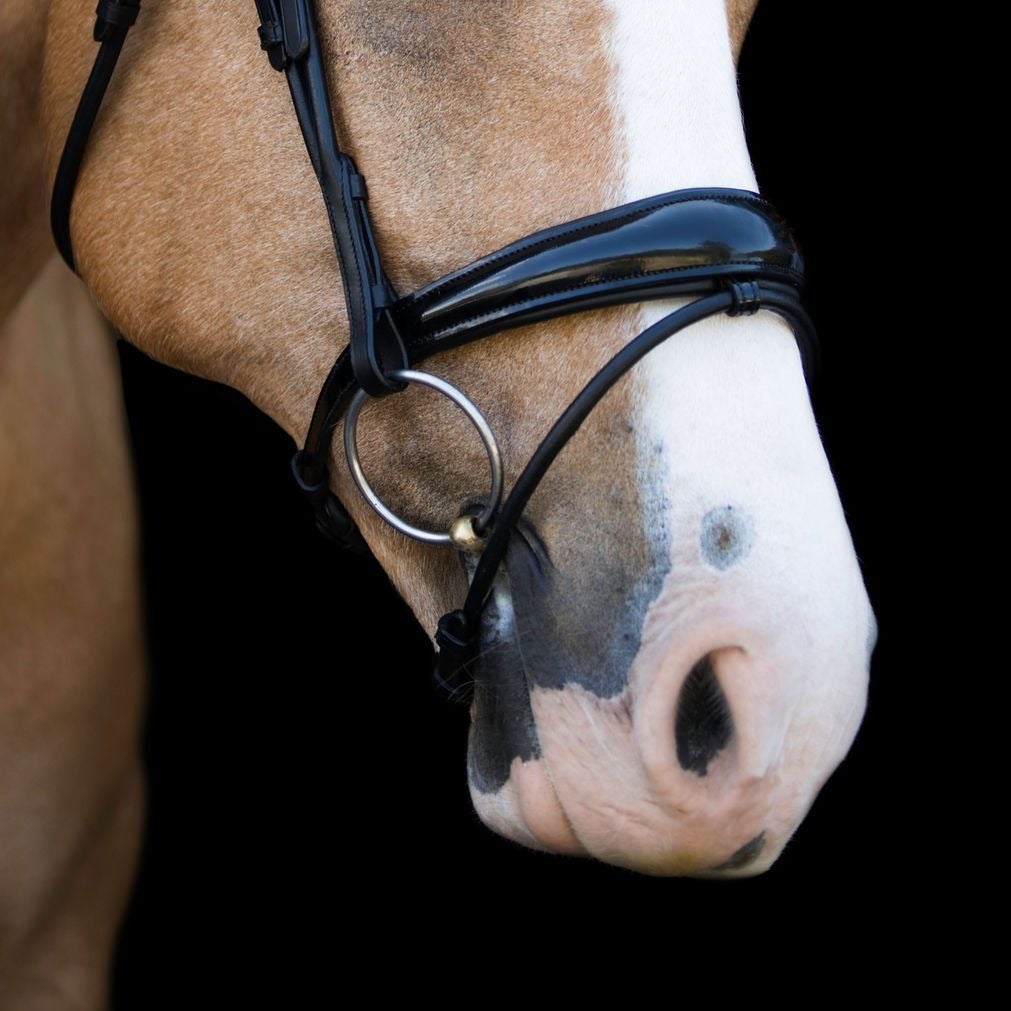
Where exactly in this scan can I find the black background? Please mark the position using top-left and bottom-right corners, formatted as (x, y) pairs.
(110, 3), (921, 1000)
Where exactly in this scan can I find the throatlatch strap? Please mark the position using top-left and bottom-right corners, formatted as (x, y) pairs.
(51, 0), (142, 272)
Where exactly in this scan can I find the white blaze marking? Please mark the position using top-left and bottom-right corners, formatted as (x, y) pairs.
(603, 4), (870, 729)
(605, 0), (757, 197)
(604, 0), (823, 544)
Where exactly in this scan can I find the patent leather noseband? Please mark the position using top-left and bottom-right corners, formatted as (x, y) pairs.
(52, 0), (818, 704)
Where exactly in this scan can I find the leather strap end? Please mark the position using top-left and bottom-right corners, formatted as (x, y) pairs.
(433, 611), (478, 705)
(279, 0), (310, 62)
(94, 0), (140, 42)
(257, 19), (287, 70)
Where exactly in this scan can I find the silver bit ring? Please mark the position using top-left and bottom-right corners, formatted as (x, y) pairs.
(343, 369), (503, 545)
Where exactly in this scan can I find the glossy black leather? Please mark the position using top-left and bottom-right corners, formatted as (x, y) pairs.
(399, 188), (802, 346)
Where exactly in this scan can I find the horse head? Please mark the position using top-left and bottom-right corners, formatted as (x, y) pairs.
(43, 0), (875, 875)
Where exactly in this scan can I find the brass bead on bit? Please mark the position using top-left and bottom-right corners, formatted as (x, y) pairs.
(449, 514), (488, 553)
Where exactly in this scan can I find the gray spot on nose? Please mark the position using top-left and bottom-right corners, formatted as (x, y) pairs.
(700, 505), (754, 570)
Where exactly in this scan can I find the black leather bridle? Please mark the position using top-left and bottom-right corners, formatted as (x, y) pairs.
(51, 0), (818, 704)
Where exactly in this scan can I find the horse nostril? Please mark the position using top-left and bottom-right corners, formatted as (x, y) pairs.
(675, 654), (733, 776)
